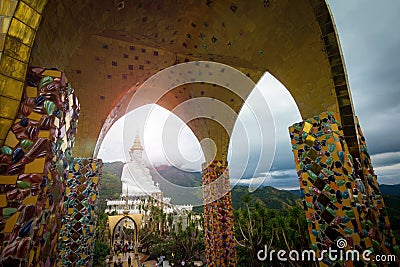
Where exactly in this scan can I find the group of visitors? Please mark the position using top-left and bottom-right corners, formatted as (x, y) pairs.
(109, 241), (134, 267)
(114, 241), (134, 255)
(110, 255), (132, 267)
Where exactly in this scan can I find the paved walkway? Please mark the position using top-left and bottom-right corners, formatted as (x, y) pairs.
(110, 252), (139, 267)
(109, 252), (172, 267)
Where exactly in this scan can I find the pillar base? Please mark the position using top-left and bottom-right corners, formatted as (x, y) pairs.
(57, 158), (102, 266)
(0, 68), (79, 266)
(202, 160), (236, 266)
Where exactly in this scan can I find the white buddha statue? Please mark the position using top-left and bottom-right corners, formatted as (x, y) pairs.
(121, 133), (161, 196)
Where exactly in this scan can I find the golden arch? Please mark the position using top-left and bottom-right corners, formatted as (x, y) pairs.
(0, 0), (359, 159)
(108, 214), (142, 247)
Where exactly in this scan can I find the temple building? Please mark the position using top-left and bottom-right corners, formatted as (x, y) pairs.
(105, 133), (192, 215)
(121, 132), (161, 197)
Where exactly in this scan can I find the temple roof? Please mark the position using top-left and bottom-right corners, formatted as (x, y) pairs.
(130, 132), (143, 152)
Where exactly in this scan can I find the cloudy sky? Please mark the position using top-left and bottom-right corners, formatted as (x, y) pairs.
(98, 0), (400, 190)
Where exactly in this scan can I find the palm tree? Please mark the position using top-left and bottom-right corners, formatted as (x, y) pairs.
(234, 195), (267, 267)
(271, 216), (300, 267)
(288, 206), (305, 249)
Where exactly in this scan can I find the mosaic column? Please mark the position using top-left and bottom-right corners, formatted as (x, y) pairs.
(289, 111), (399, 266)
(202, 160), (236, 267)
(57, 158), (102, 267)
(354, 118), (399, 259)
(0, 68), (79, 266)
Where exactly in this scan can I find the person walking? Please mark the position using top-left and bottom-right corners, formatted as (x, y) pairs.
(128, 255), (132, 267)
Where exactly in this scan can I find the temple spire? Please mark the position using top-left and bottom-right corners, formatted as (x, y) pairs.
(129, 131), (143, 161)
(132, 131), (143, 151)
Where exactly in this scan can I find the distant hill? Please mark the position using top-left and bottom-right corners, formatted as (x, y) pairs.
(379, 184), (400, 196)
(231, 185), (301, 210)
(98, 161), (124, 210)
(289, 184), (400, 197)
(99, 162), (300, 210)
(150, 165), (202, 187)
(98, 162), (400, 221)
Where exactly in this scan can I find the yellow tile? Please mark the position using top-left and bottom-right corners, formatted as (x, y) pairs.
(29, 250), (35, 266)
(4, 129), (18, 147)
(22, 195), (38, 205)
(303, 121), (312, 133)
(27, 111), (43, 121)
(92, 176), (98, 184)
(36, 245), (40, 260)
(305, 135), (315, 146)
(0, 194), (6, 207)
(0, 175), (18, 184)
(38, 130), (50, 138)
(22, 0), (48, 13)
(24, 158), (46, 173)
(335, 141), (342, 151)
(91, 194), (96, 201)
(336, 210), (345, 217)
(91, 163), (97, 171)
(365, 238), (372, 248)
(0, 74), (25, 100)
(352, 233), (361, 244)
(14, 1), (41, 30)
(0, 33), (5, 51)
(4, 211), (20, 232)
(342, 198), (351, 207)
(68, 208), (74, 215)
(3, 36), (31, 63)
(0, 118), (13, 142)
(25, 86), (37, 98)
(0, 96), (20, 119)
(0, 16), (12, 34)
(42, 70), (62, 78)
(8, 18), (35, 46)
(0, 53), (28, 81)
(0, 1), (18, 16)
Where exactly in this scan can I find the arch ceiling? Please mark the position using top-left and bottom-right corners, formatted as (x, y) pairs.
(0, 0), (358, 159)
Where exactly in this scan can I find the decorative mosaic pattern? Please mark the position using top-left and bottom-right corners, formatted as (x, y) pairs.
(57, 158), (102, 267)
(354, 118), (399, 258)
(289, 112), (399, 266)
(0, 67), (79, 266)
(202, 160), (236, 266)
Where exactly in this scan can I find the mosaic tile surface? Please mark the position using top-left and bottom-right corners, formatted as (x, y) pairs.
(0, 67), (79, 267)
(202, 160), (236, 266)
(289, 112), (399, 266)
(57, 158), (102, 267)
(354, 117), (398, 259)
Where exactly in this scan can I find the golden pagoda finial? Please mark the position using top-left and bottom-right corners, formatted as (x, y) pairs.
(129, 130), (144, 161)
(131, 130), (143, 151)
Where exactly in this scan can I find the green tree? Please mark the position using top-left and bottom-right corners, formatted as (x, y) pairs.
(93, 240), (110, 267)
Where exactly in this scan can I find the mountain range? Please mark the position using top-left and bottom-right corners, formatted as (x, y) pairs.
(99, 162), (399, 227)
